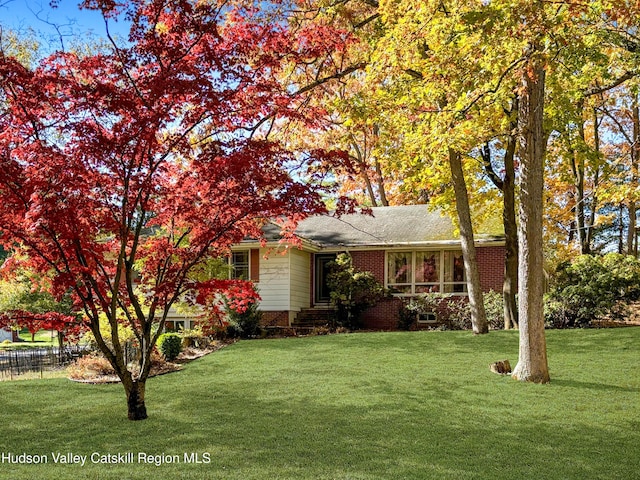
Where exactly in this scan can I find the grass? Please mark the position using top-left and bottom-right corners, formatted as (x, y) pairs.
(0, 328), (638, 479)
(0, 330), (59, 350)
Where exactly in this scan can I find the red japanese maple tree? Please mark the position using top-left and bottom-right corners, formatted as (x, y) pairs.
(0, 0), (351, 419)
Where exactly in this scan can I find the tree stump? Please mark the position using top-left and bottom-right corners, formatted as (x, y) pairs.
(489, 359), (512, 375)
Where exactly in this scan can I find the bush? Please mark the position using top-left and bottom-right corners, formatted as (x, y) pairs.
(545, 253), (640, 328)
(226, 301), (262, 339)
(398, 293), (464, 330)
(327, 253), (386, 330)
(398, 290), (506, 330)
(483, 290), (506, 330)
(158, 333), (182, 361)
(180, 326), (210, 349)
(67, 352), (116, 379)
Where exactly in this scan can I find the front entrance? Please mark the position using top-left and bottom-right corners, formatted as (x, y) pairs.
(314, 254), (336, 304)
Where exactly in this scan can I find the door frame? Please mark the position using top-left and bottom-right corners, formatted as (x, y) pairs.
(313, 254), (336, 305)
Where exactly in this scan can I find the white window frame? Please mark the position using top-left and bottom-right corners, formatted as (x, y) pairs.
(229, 250), (250, 280)
(385, 250), (467, 296)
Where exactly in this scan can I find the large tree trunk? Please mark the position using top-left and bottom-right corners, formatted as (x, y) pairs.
(512, 56), (550, 383)
(374, 158), (389, 206)
(448, 148), (488, 334)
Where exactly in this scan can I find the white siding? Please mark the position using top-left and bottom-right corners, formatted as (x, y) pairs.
(256, 250), (292, 310)
(289, 249), (311, 311)
(0, 329), (12, 342)
(256, 248), (311, 312)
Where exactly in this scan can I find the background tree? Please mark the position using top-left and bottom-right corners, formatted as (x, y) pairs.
(0, 0), (352, 420)
(0, 269), (80, 343)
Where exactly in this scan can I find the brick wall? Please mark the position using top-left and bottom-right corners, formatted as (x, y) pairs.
(350, 250), (386, 282)
(261, 311), (290, 327)
(476, 245), (505, 292)
(351, 246), (506, 330)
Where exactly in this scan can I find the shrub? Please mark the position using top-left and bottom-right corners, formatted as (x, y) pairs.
(327, 253), (386, 330)
(398, 290), (506, 330)
(67, 352), (116, 379)
(158, 333), (182, 361)
(226, 300), (262, 339)
(180, 325), (210, 348)
(483, 290), (506, 330)
(545, 253), (640, 328)
(398, 293), (462, 330)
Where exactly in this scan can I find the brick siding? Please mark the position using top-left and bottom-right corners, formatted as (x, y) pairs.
(261, 311), (290, 327)
(476, 245), (505, 293)
(351, 246), (505, 330)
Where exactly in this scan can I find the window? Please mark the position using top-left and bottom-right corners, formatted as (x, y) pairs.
(165, 321), (185, 332)
(387, 252), (412, 294)
(386, 250), (466, 295)
(443, 251), (466, 293)
(230, 251), (249, 280)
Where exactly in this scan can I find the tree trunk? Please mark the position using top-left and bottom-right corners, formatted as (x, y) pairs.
(502, 132), (519, 330)
(480, 131), (519, 330)
(569, 101), (589, 254)
(448, 148), (488, 334)
(512, 56), (550, 383)
(586, 106), (600, 250)
(628, 96), (640, 256)
(125, 380), (148, 421)
(374, 158), (389, 206)
(349, 141), (378, 207)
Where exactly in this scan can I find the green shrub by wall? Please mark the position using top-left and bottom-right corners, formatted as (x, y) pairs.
(158, 333), (182, 361)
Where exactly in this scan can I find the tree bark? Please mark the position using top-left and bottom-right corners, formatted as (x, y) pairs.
(628, 95), (640, 256)
(448, 148), (488, 334)
(587, 107), (600, 250)
(125, 380), (148, 421)
(481, 132), (518, 330)
(512, 56), (550, 383)
(502, 131), (519, 330)
(569, 100), (590, 254)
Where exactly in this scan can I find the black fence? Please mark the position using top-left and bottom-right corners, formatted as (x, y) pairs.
(0, 346), (89, 380)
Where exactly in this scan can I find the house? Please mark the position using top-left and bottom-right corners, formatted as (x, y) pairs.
(164, 205), (505, 331)
(0, 328), (18, 342)
(229, 204), (505, 330)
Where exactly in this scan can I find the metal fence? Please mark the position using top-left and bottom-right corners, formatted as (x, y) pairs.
(0, 346), (89, 380)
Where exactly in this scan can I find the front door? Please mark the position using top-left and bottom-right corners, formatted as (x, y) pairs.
(314, 254), (336, 304)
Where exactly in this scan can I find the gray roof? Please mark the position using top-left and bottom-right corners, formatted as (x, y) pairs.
(259, 205), (504, 249)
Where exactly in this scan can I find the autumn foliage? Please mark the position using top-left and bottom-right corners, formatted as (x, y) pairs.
(0, 0), (352, 419)
(0, 310), (87, 343)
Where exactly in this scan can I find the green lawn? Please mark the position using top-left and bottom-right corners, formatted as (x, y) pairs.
(0, 328), (638, 479)
(0, 329), (59, 350)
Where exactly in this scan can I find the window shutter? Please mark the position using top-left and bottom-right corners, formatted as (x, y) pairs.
(250, 249), (260, 282)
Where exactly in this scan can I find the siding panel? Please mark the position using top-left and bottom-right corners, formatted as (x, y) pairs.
(256, 250), (291, 310)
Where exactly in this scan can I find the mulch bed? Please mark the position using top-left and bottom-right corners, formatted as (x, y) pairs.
(69, 340), (235, 384)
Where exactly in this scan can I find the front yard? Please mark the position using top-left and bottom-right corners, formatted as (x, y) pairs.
(0, 328), (638, 479)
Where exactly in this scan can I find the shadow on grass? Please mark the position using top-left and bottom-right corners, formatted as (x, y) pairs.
(550, 378), (640, 393)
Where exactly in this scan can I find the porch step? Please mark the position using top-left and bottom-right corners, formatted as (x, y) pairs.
(292, 308), (336, 328)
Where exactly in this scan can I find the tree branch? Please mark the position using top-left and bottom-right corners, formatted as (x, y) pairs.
(292, 62), (367, 96)
(584, 71), (638, 98)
